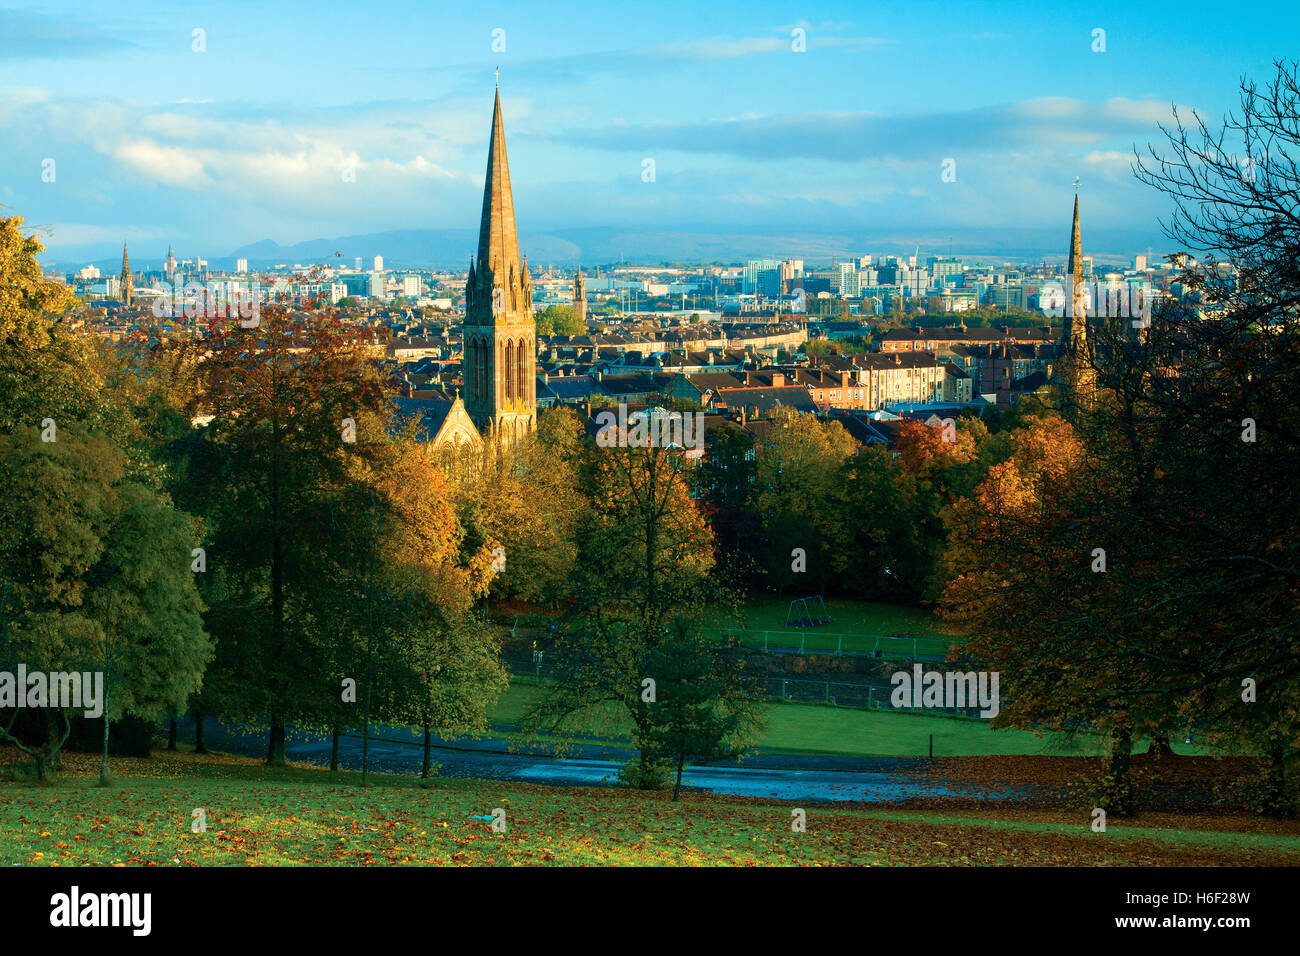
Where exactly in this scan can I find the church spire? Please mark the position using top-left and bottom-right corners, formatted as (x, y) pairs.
(463, 80), (536, 445)
(1068, 193), (1082, 281)
(476, 86), (522, 289)
(1057, 191), (1094, 405)
(120, 242), (133, 307)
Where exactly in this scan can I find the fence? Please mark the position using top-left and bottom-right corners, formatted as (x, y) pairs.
(699, 626), (949, 660)
(502, 657), (984, 719)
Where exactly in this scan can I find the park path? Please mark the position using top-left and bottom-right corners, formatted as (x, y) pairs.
(186, 717), (1025, 804)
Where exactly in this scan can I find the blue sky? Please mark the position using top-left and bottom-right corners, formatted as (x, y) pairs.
(2, 0), (1295, 265)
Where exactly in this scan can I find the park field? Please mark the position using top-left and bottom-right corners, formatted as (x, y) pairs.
(3, 747), (1297, 866)
(499, 596), (962, 658)
(490, 681), (1212, 758)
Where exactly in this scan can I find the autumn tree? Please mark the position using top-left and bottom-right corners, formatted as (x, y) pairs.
(523, 438), (723, 785)
(456, 407), (586, 608)
(167, 306), (390, 764)
(751, 410), (857, 594)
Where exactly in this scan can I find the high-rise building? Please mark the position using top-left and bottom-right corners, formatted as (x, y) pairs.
(373, 255), (384, 272)
(1134, 254), (1147, 271)
(463, 86), (536, 444)
(119, 242), (133, 307)
(838, 262), (860, 297)
(402, 274), (421, 298)
(743, 258), (781, 295)
(236, 258), (248, 274)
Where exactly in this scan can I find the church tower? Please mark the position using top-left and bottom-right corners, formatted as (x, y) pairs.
(573, 267), (586, 324)
(463, 84), (536, 443)
(165, 245), (177, 281)
(120, 242), (133, 307)
(1056, 194), (1094, 403)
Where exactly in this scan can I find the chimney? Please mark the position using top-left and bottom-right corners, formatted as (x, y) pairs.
(740, 407), (747, 425)
(771, 372), (785, 387)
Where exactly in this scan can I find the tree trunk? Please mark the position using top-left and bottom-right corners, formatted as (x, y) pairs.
(361, 718), (370, 787)
(672, 753), (685, 802)
(1259, 742), (1291, 817)
(330, 725), (340, 772)
(42, 710), (61, 772)
(1102, 725), (1135, 815)
(194, 710), (208, 754)
(99, 715), (110, 785)
(267, 713), (286, 766)
(167, 718), (178, 751)
(422, 722), (432, 779)
(1148, 733), (1174, 757)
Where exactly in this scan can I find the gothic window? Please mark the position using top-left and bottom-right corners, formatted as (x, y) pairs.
(505, 340), (515, 401)
(499, 340), (506, 401)
(512, 335), (522, 403)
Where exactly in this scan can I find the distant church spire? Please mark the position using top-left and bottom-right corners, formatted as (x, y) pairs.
(1057, 192), (1094, 404)
(573, 266), (586, 324)
(464, 81), (536, 444)
(120, 242), (133, 307)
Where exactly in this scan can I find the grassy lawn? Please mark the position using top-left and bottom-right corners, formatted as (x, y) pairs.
(701, 596), (960, 657)
(497, 597), (961, 658)
(491, 681), (1128, 757)
(3, 749), (1293, 866)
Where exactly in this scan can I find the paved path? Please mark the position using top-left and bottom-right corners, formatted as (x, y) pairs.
(186, 718), (1024, 804)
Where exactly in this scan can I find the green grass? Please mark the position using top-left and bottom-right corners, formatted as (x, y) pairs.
(489, 681), (1114, 757)
(701, 596), (960, 657)
(5, 752), (1293, 866)
(497, 597), (961, 658)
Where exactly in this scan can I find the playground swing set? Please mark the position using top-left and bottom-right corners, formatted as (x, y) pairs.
(784, 595), (829, 628)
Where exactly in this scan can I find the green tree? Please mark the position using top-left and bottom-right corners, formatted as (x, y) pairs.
(0, 427), (210, 780)
(641, 625), (763, 800)
(87, 484), (212, 784)
(523, 440), (719, 784)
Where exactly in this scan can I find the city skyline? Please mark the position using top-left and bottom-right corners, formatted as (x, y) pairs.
(5, 0), (1298, 264)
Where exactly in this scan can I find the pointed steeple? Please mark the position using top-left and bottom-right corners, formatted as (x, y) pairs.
(463, 80), (536, 445)
(1068, 193), (1082, 281)
(476, 87), (522, 286)
(1057, 191), (1094, 405)
(120, 242), (133, 307)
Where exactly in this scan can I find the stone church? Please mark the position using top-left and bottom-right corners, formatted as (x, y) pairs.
(425, 83), (537, 452)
